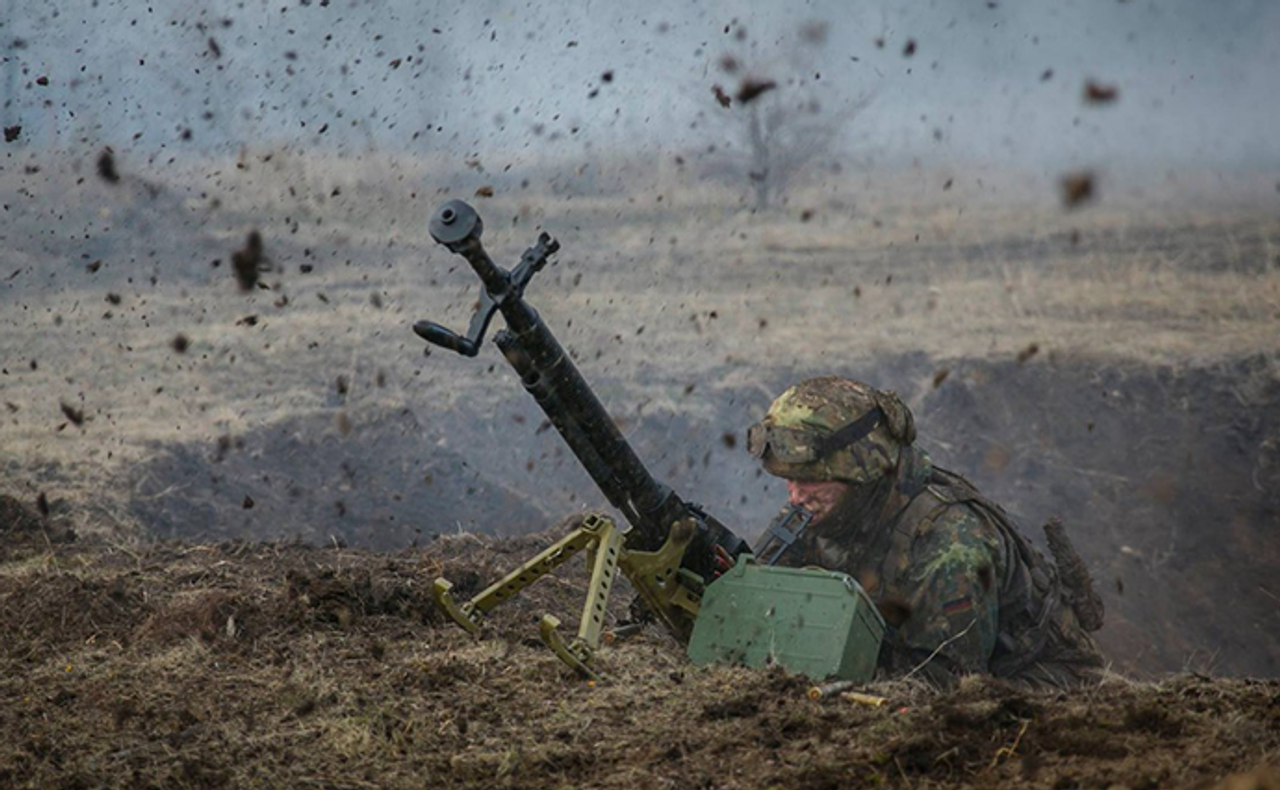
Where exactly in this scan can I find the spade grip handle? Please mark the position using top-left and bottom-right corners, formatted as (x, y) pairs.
(413, 320), (480, 356)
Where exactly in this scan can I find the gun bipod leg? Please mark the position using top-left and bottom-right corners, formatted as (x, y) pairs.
(537, 514), (625, 680)
(431, 523), (597, 634)
(431, 514), (627, 679)
(540, 614), (600, 681)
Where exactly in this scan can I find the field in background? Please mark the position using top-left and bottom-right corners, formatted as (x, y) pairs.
(2, 150), (1279, 682)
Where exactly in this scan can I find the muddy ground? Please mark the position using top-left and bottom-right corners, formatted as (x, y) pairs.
(2, 153), (1279, 786)
(2, 500), (1278, 790)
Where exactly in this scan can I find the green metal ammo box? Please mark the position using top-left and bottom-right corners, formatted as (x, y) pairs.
(686, 557), (886, 682)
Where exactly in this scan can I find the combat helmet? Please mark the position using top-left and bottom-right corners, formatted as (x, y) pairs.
(747, 376), (916, 483)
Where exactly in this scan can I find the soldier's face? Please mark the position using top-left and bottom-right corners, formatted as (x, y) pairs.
(785, 479), (850, 521)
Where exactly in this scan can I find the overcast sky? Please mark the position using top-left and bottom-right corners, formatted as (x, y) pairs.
(4, 0), (1278, 171)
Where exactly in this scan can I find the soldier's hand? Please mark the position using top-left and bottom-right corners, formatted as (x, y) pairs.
(712, 544), (735, 579)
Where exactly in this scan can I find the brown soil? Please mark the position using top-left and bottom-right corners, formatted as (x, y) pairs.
(3, 497), (1276, 790)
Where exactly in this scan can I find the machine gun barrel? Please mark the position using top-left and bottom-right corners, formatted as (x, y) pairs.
(415, 200), (746, 582)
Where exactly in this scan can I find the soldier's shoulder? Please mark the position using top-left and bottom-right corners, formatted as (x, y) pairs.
(927, 498), (992, 534)
(903, 497), (1003, 575)
(904, 486), (992, 542)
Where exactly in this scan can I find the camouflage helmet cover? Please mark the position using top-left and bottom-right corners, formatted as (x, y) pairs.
(753, 376), (916, 483)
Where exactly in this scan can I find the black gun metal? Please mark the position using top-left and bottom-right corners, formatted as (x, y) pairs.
(414, 199), (748, 580)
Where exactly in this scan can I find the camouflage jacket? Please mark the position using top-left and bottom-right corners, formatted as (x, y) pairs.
(772, 447), (1104, 687)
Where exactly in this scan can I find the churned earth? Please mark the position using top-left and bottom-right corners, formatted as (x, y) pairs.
(2, 499), (1278, 790)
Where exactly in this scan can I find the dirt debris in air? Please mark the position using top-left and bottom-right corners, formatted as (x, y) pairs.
(231, 230), (267, 291)
(1084, 78), (1120, 104)
(59, 401), (85, 427)
(1, 498), (1276, 790)
(1060, 171), (1095, 208)
(95, 147), (120, 184)
(735, 77), (777, 104)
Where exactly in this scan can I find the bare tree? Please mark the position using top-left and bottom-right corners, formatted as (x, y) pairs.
(701, 21), (872, 212)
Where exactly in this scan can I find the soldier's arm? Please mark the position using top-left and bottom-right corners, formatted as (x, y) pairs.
(889, 506), (1005, 685)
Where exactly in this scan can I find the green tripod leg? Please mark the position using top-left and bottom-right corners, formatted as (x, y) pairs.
(431, 514), (709, 679)
(432, 514), (625, 679)
(432, 523), (597, 634)
(537, 514), (625, 680)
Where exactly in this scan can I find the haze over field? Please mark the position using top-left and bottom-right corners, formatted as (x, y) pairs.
(4, 0), (1279, 175)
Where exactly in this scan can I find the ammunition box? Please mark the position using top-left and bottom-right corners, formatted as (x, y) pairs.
(687, 557), (886, 682)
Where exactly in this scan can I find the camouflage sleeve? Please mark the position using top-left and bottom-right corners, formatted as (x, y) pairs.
(890, 505), (1005, 683)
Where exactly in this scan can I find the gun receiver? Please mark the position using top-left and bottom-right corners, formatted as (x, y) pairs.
(415, 200), (748, 664)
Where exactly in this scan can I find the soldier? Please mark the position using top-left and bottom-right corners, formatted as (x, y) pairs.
(742, 376), (1106, 687)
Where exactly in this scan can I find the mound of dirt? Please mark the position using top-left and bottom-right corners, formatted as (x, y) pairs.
(914, 353), (1280, 678)
(0, 494), (76, 562)
(127, 406), (553, 549)
(0, 494), (46, 535)
(1, 529), (1276, 790)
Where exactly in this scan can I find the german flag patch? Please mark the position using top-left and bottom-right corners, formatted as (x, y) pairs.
(942, 596), (974, 616)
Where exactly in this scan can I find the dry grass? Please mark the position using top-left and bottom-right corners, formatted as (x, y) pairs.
(3, 159), (1275, 483)
(1, 510), (1277, 790)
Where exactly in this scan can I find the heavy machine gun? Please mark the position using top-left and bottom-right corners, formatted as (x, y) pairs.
(414, 200), (749, 678)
